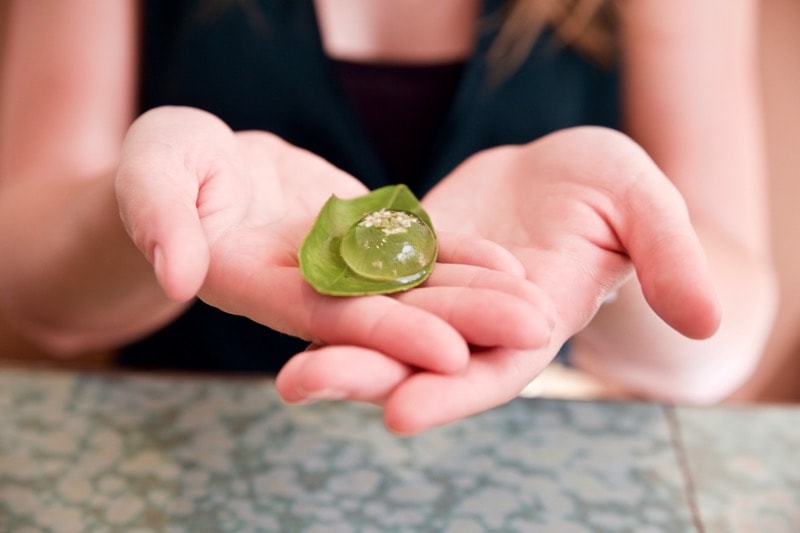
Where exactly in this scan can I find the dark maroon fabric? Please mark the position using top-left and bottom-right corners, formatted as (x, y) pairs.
(332, 60), (465, 188)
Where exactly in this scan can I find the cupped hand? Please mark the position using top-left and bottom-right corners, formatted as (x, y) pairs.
(276, 126), (721, 434)
(116, 106), (553, 374)
(424, 126), (721, 339)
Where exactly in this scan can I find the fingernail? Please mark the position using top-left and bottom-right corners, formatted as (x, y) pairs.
(152, 244), (166, 279)
(299, 388), (348, 402)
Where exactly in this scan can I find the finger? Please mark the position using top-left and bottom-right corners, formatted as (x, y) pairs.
(637, 233), (721, 339)
(424, 262), (556, 313)
(420, 263), (557, 347)
(436, 231), (527, 278)
(395, 284), (553, 349)
(275, 347), (412, 404)
(311, 294), (472, 373)
(383, 346), (555, 435)
(617, 177), (722, 339)
(202, 256), (471, 374)
(116, 171), (210, 302)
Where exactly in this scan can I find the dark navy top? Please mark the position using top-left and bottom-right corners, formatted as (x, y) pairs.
(120, 0), (619, 373)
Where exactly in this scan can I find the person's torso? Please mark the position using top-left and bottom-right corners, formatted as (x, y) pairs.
(122, 0), (619, 373)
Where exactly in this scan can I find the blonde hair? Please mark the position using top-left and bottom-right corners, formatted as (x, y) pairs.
(489, 0), (619, 79)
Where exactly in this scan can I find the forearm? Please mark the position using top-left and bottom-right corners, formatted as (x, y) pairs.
(569, 223), (777, 404)
(0, 172), (188, 356)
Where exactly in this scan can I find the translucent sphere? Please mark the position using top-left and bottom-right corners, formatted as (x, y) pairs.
(339, 209), (436, 283)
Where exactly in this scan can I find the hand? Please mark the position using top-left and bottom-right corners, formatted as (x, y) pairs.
(276, 126), (721, 433)
(116, 106), (553, 374)
(425, 126), (721, 339)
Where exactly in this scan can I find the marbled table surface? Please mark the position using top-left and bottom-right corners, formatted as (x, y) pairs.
(0, 368), (798, 532)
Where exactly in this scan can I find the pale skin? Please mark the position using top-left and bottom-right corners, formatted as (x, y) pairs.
(0, 0), (775, 434)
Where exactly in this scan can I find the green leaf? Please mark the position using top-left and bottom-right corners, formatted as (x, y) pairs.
(298, 184), (438, 296)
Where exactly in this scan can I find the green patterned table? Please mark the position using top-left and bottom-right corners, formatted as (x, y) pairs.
(0, 368), (798, 532)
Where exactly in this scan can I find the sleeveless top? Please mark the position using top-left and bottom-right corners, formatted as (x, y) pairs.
(120, 0), (620, 373)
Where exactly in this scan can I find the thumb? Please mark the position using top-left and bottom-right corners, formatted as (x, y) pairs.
(115, 107), (234, 301)
(617, 168), (721, 339)
(117, 172), (210, 303)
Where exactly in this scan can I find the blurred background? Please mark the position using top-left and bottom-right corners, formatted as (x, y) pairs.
(727, 0), (800, 403)
(0, 1), (798, 401)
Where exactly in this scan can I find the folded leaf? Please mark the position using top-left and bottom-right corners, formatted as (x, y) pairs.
(298, 185), (438, 296)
